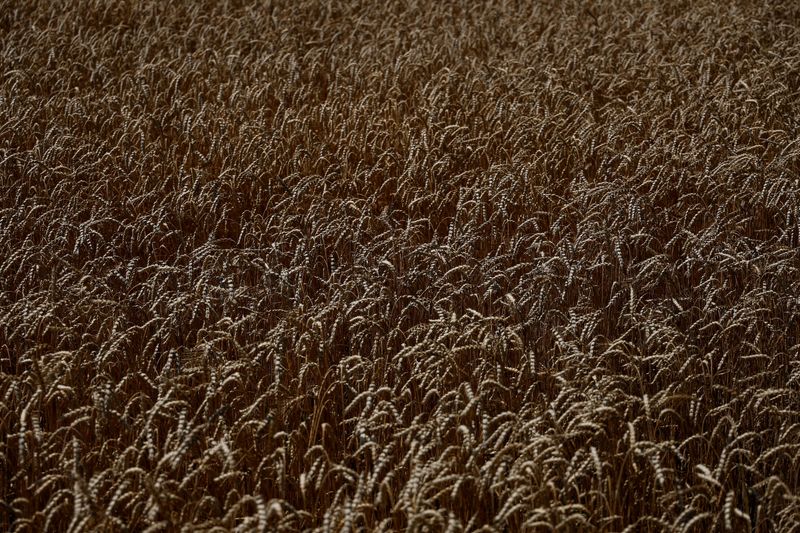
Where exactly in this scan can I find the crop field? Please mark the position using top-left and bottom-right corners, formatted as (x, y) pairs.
(2, 0), (800, 531)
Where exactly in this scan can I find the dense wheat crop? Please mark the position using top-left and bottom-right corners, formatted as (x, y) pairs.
(2, 0), (800, 530)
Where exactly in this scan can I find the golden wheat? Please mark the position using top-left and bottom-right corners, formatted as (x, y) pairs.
(2, 0), (800, 531)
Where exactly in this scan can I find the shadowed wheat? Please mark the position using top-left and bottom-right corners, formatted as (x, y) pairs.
(2, 0), (800, 531)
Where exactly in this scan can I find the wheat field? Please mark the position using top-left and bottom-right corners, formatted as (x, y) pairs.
(2, 0), (800, 531)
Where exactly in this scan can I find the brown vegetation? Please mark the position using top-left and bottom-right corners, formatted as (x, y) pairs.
(2, 0), (800, 530)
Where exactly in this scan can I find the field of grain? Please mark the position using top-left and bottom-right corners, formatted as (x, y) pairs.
(2, 0), (800, 531)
